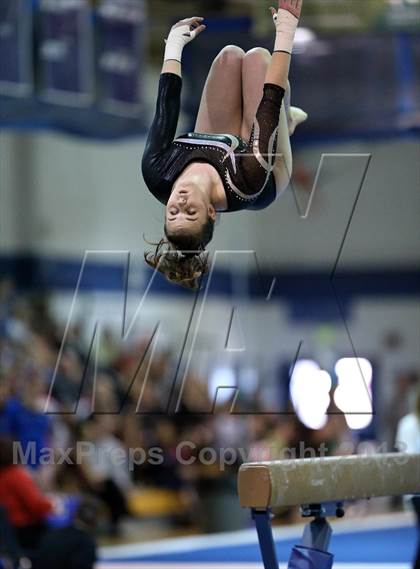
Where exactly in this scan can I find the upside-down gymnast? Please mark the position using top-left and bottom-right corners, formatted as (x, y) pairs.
(142, 0), (307, 289)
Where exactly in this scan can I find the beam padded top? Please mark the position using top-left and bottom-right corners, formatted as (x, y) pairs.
(238, 453), (420, 509)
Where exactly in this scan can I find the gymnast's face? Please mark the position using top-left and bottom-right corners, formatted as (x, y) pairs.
(166, 186), (215, 233)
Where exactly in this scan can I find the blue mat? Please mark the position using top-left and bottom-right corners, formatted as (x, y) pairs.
(104, 524), (417, 564)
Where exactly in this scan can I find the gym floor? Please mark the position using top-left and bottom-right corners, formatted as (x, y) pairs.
(98, 512), (417, 569)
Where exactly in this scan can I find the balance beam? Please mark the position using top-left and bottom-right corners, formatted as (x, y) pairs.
(238, 452), (420, 509)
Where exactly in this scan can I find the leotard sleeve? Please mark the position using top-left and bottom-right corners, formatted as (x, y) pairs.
(141, 73), (182, 195)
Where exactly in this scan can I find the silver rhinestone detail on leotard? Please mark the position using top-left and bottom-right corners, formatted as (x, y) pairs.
(175, 137), (238, 174)
(251, 118), (278, 173)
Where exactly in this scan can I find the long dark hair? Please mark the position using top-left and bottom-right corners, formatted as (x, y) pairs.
(144, 217), (215, 290)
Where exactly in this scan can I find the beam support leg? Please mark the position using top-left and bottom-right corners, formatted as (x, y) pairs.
(252, 509), (280, 569)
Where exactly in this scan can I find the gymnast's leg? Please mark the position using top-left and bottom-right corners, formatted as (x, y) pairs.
(241, 47), (293, 197)
(241, 47), (273, 140)
(194, 45), (245, 136)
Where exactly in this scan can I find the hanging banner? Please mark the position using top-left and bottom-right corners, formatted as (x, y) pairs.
(97, 0), (146, 116)
(38, 0), (94, 106)
(0, 0), (33, 97)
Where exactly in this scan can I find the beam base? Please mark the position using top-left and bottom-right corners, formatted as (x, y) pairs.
(252, 503), (340, 569)
(288, 545), (334, 569)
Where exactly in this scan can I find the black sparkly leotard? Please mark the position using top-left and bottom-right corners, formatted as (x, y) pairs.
(141, 73), (285, 212)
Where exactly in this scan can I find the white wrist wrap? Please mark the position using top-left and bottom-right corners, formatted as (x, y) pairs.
(164, 24), (195, 62)
(273, 9), (299, 55)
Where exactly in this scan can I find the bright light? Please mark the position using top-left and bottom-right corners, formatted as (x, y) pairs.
(290, 360), (332, 430)
(294, 27), (317, 45)
(293, 27), (317, 54)
(208, 366), (237, 406)
(334, 358), (373, 430)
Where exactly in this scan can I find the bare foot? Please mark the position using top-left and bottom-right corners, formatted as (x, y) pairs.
(284, 80), (308, 135)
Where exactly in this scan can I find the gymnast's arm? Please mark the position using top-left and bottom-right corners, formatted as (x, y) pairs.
(142, 17), (206, 184)
(161, 60), (182, 78)
(267, 0), (302, 88)
(142, 72), (182, 168)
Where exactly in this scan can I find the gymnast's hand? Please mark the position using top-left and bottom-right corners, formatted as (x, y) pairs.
(164, 17), (206, 63)
(270, 0), (302, 55)
(270, 0), (303, 24)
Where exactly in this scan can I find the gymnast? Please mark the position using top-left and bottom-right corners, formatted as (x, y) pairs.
(142, 0), (307, 288)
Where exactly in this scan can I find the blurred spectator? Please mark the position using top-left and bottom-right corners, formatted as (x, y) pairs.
(396, 386), (420, 455)
(248, 415), (295, 462)
(0, 437), (53, 556)
(52, 344), (87, 409)
(79, 415), (131, 535)
(388, 370), (419, 445)
(33, 498), (98, 569)
(0, 375), (51, 472)
(0, 505), (32, 569)
(143, 419), (182, 490)
(96, 328), (119, 369)
(0, 376), (12, 435)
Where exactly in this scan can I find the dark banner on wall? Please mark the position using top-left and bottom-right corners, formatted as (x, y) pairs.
(38, 0), (94, 106)
(97, 0), (145, 117)
(0, 0), (33, 97)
